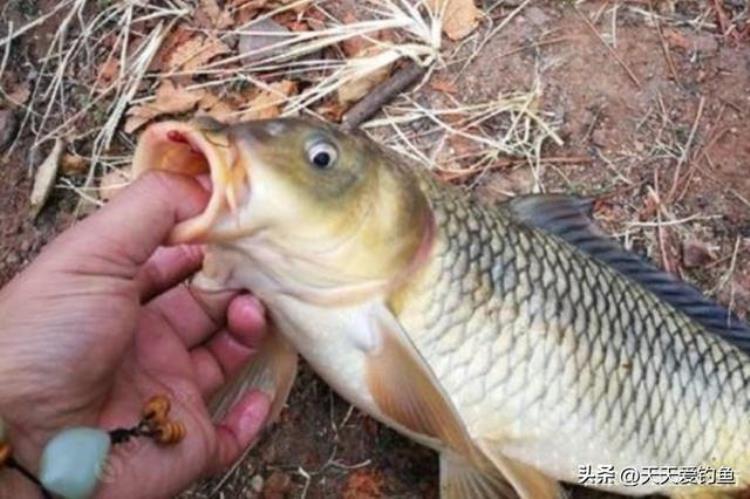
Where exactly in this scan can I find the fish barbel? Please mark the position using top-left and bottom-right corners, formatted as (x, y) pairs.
(133, 118), (750, 498)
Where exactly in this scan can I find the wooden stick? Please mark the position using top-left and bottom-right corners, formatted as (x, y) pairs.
(666, 96), (704, 203)
(654, 15), (680, 85)
(341, 62), (426, 132)
(575, 7), (642, 89)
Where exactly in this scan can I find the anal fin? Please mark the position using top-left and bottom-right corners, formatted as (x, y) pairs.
(478, 440), (566, 499)
(441, 452), (518, 499)
(210, 326), (298, 425)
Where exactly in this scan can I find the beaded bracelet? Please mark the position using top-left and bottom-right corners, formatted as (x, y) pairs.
(0, 395), (185, 499)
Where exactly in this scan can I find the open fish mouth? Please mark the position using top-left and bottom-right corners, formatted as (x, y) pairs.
(132, 120), (246, 244)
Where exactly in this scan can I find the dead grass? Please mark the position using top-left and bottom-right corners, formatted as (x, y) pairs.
(2, 0), (563, 207)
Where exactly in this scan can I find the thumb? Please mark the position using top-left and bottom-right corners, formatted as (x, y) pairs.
(49, 171), (209, 275)
(213, 390), (271, 472)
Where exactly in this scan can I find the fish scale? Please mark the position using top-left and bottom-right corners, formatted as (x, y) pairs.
(396, 177), (750, 488)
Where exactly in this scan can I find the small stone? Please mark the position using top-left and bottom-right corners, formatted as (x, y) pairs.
(592, 129), (607, 147)
(250, 474), (264, 493)
(525, 6), (550, 26)
(239, 18), (294, 64)
(693, 34), (718, 53)
(0, 109), (18, 153)
(0, 417), (6, 442)
(262, 471), (292, 499)
(40, 427), (111, 499)
(5, 253), (19, 267)
(682, 239), (717, 268)
(476, 168), (535, 202)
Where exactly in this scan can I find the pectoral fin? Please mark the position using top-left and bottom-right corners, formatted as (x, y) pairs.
(365, 308), (563, 499)
(440, 451), (518, 499)
(210, 326), (298, 425)
(364, 313), (474, 456)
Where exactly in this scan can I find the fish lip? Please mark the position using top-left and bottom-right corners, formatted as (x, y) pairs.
(132, 120), (240, 244)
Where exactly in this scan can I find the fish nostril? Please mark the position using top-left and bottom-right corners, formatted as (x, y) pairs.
(265, 121), (286, 136)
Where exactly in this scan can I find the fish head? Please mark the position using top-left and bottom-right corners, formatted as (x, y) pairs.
(132, 117), (433, 302)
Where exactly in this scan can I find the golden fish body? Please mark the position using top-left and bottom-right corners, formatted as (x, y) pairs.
(394, 178), (750, 495)
(133, 118), (750, 498)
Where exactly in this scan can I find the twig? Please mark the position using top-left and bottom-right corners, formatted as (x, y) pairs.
(650, 171), (675, 273)
(575, 6), (642, 89)
(711, 0), (733, 38)
(341, 61), (426, 131)
(653, 13), (680, 85)
(455, 0), (532, 77)
(666, 96), (704, 203)
(675, 106), (728, 202)
(0, 1), (73, 50)
(0, 21), (12, 84)
(497, 35), (580, 59)
(440, 156), (592, 181)
(714, 237), (742, 324)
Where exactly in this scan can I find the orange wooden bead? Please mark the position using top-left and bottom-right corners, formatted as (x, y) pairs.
(142, 395), (171, 423)
(154, 421), (186, 446)
(0, 442), (12, 468)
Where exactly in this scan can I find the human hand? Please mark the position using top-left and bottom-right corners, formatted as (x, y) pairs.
(0, 172), (270, 498)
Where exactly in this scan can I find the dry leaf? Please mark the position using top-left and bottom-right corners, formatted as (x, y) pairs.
(340, 12), (379, 57)
(664, 29), (691, 50)
(167, 34), (230, 73)
(315, 101), (346, 122)
(151, 25), (195, 72)
(204, 101), (236, 122)
(198, 92), (237, 122)
(30, 139), (64, 219)
(337, 46), (392, 107)
(239, 80), (297, 121)
(196, 0), (234, 29)
(95, 57), (120, 91)
(61, 153), (88, 175)
(232, 0), (267, 25)
(6, 81), (31, 107)
(427, 0), (480, 41)
(99, 169), (130, 202)
(125, 81), (205, 133)
(429, 77), (458, 94)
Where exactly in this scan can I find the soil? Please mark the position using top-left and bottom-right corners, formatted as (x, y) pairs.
(1, 1), (749, 498)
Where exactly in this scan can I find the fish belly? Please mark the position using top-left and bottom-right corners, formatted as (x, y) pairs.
(395, 194), (750, 494)
(257, 292), (447, 452)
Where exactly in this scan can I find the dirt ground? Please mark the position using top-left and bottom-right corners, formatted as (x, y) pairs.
(1, 1), (749, 498)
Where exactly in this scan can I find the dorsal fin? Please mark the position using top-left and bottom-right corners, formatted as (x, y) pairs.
(503, 194), (750, 352)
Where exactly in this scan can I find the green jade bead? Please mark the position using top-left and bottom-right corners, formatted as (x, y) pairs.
(0, 416), (6, 443)
(39, 427), (111, 499)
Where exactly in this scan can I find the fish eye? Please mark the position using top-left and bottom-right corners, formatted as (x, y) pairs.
(306, 140), (338, 170)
